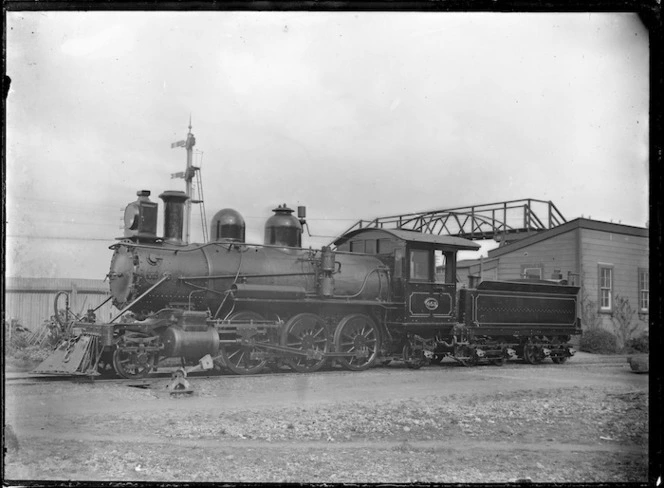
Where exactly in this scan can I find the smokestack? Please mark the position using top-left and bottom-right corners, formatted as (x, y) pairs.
(159, 191), (189, 244)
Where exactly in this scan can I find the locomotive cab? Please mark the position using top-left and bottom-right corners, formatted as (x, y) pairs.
(333, 228), (480, 326)
(401, 245), (458, 324)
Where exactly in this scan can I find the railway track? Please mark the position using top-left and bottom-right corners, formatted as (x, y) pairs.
(4, 363), (368, 387)
(6, 351), (630, 388)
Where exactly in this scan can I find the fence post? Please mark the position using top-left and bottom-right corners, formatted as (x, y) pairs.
(71, 282), (78, 317)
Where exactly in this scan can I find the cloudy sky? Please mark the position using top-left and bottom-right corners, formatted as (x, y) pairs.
(5, 11), (649, 279)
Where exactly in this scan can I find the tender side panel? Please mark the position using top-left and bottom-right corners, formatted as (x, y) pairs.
(468, 281), (579, 336)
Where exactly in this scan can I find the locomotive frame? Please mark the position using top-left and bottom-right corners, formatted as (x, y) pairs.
(35, 189), (582, 379)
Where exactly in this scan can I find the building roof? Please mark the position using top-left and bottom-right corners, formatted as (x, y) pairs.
(486, 217), (649, 259)
(334, 228), (481, 251)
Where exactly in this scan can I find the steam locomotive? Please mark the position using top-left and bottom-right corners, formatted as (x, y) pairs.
(39, 189), (581, 379)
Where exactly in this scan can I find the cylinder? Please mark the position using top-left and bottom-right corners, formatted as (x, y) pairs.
(159, 191), (189, 244)
(161, 326), (220, 359)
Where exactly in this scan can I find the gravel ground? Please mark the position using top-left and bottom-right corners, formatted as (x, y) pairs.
(3, 359), (650, 483)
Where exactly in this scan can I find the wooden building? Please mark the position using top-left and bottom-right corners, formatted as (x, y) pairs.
(4, 277), (115, 331)
(457, 218), (649, 336)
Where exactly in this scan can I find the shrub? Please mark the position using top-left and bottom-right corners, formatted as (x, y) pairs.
(624, 332), (649, 354)
(11, 345), (52, 362)
(611, 294), (638, 349)
(9, 331), (31, 349)
(579, 328), (618, 354)
(5, 324), (62, 365)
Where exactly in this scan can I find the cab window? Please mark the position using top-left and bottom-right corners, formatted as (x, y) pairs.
(435, 250), (456, 283)
(409, 249), (431, 281)
(394, 248), (405, 278)
(435, 250), (447, 282)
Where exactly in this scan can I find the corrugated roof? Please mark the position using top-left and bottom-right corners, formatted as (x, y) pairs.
(334, 228), (480, 250)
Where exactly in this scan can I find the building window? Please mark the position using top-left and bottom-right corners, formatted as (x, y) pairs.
(521, 264), (543, 280)
(523, 267), (542, 279)
(599, 265), (613, 311)
(638, 268), (649, 312)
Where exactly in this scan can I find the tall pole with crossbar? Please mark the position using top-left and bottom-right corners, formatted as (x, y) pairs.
(170, 117), (196, 244)
(183, 119), (196, 244)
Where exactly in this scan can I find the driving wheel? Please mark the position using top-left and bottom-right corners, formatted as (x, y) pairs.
(218, 311), (268, 375)
(281, 313), (330, 373)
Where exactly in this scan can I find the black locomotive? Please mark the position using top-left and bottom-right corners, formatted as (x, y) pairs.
(38, 189), (581, 378)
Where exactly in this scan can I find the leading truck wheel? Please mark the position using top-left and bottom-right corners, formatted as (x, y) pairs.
(219, 311), (268, 375)
(112, 346), (155, 379)
(334, 313), (380, 371)
(281, 313), (330, 373)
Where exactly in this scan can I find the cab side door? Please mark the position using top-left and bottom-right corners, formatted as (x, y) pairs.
(404, 245), (455, 323)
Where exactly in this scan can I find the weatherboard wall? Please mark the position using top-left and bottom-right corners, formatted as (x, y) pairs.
(4, 278), (116, 330)
(579, 227), (649, 332)
(492, 229), (579, 281)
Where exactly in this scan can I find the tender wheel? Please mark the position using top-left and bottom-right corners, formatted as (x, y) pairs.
(112, 346), (155, 379)
(457, 356), (478, 367)
(219, 311), (268, 375)
(431, 354), (446, 365)
(281, 313), (330, 373)
(334, 314), (380, 371)
(490, 357), (506, 366)
(403, 343), (427, 369)
(454, 345), (478, 367)
(523, 343), (542, 365)
(551, 337), (569, 364)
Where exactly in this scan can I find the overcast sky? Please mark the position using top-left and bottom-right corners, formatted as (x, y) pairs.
(5, 11), (649, 279)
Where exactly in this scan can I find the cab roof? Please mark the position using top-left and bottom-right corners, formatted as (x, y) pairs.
(333, 228), (481, 251)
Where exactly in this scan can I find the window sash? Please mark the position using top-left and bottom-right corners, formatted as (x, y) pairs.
(638, 269), (649, 311)
(409, 249), (431, 281)
(599, 266), (613, 310)
(523, 267), (542, 279)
